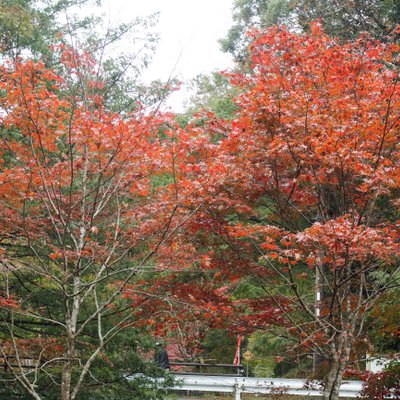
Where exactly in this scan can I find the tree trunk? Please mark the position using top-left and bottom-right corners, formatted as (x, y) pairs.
(322, 361), (346, 400)
(322, 334), (351, 400)
(322, 359), (340, 400)
(61, 360), (72, 400)
(61, 332), (76, 400)
(61, 276), (80, 400)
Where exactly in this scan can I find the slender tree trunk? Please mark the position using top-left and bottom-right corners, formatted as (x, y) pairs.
(61, 343), (74, 400)
(332, 361), (347, 399)
(322, 359), (347, 400)
(61, 367), (72, 400)
(322, 357), (339, 400)
(61, 276), (80, 400)
(322, 334), (351, 400)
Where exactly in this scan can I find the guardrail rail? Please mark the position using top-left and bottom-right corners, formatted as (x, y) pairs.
(170, 374), (363, 399)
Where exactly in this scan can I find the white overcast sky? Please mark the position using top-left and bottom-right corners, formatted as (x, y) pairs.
(101, 0), (235, 111)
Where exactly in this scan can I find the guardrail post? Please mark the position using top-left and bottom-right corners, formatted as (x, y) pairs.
(234, 382), (241, 400)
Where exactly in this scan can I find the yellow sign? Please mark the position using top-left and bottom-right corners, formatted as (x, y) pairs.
(243, 350), (253, 361)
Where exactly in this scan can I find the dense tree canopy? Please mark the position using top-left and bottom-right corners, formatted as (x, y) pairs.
(221, 0), (400, 63)
(216, 22), (400, 399)
(0, 2), (399, 400)
(0, 48), (176, 399)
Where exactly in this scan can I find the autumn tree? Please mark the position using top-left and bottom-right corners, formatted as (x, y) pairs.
(0, 0), (176, 113)
(214, 23), (400, 399)
(0, 44), (208, 399)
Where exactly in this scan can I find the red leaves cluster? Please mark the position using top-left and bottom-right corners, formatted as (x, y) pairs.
(0, 294), (19, 310)
(224, 23), (400, 215)
(122, 274), (236, 359)
(1, 337), (64, 363)
(278, 216), (400, 270)
(346, 362), (400, 400)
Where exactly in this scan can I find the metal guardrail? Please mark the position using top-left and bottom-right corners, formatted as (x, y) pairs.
(171, 374), (363, 399)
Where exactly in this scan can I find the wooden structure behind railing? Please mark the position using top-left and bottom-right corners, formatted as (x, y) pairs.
(169, 361), (244, 376)
(0, 355), (38, 370)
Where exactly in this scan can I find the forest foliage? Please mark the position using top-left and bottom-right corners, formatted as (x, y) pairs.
(0, 1), (399, 400)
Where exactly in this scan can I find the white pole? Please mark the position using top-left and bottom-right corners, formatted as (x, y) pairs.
(235, 386), (241, 400)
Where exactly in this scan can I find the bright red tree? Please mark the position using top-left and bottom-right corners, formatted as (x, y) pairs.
(0, 36), (250, 396)
(0, 47), (226, 399)
(213, 23), (400, 399)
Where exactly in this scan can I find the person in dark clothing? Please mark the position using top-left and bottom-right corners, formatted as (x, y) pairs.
(155, 342), (170, 370)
